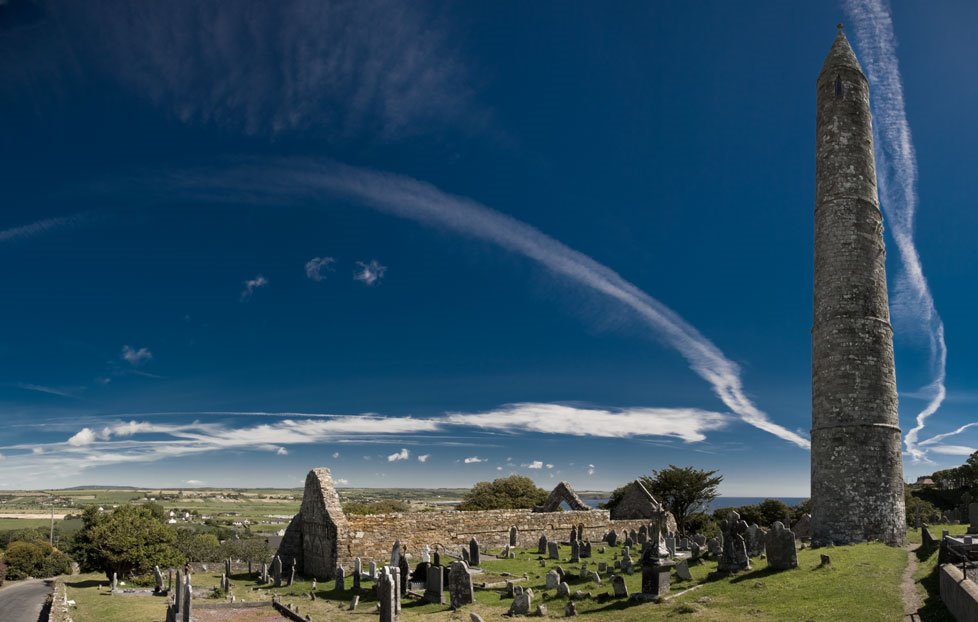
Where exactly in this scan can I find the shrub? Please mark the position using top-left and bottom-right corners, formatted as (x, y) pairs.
(457, 476), (547, 511)
(2, 541), (72, 580)
(343, 500), (411, 515)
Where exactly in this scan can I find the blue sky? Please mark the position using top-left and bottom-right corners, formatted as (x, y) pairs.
(1, 0), (976, 494)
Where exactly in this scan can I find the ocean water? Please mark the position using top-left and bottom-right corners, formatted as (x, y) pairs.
(585, 496), (807, 510)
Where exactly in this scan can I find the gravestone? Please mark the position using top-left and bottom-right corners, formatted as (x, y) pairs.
(674, 559), (692, 581)
(509, 588), (533, 615)
(640, 535), (675, 599)
(570, 540), (580, 563)
(706, 537), (721, 556)
(764, 521), (798, 570)
(112, 572), (118, 592)
(368, 561), (378, 580)
(693, 534), (707, 547)
(581, 541), (592, 558)
(565, 602), (577, 616)
(548, 541), (560, 560)
(378, 569), (396, 622)
(349, 595), (359, 611)
(469, 538), (481, 567)
(623, 536), (634, 549)
(597, 561), (607, 573)
(273, 555), (283, 587)
(354, 557), (362, 578)
(792, 514), (812, 541)
(425, 564), (444, 604)
(611, 574), (628, 598)
(921, 528), (935, 547)
(335, 566), (346, 591)
(421, 545), (431, 564)
(398, 555), (410, 595)
(153, 566), (164, 594)
(546, 570), (560, 589)
(175, 571), (184, 612)
(288, 565), (295, 587)
(679, 537), (688, 550)
(539, 534), (549, 554)
(182, 575), (192, 622)
(665, 535), (676, 557)
(588, 571), (601, 584)
(391, 539), (402, 566)
(746, 524), (766, 557)
(433, 550), (441, 567)
(510, 526), (519, 547)
(462, 548), (470, 563)
(606, 530), (618, 547)
(449, 561), (474, 608)
(718, 511), (750, 572)
(556, 582), (570, 598)
(570, 526), (577, 543)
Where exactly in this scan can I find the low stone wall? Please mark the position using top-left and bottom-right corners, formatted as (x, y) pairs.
(48, 579), (73, 622)
(341, 509), (661, 567)
(939, 563), (978, 621)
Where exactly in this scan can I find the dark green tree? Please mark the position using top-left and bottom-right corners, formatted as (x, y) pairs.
(457, 476), (548, 511)
(85, 504), (183, 579)
(2, 541), (72, 580)
(642, 465), (723, 536)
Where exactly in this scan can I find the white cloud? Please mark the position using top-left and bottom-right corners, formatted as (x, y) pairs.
(353, 260), (386, 286)
(417, 454), (430, 463)
(524, 461), (543, 469)
(927, 445), (976, 457)
(184, 479), (204, 485)
(464, 456), (483, 464)
(241, 274), (268, 300)
(67, 428), (97, 446)
(388, 448), (410, 462)
(332, 452), (341, 459)
(32, 448), (44, 455)
(0, 453), (5, 461)
(844, 1), (946, 463)
(546, 464), (554, 469)
(0, 214), (84, 243)
(496, 466), (502, 471)
(187, 160), (807, 449)
(276, 447), (289, 455)
(335, 478), (349, 485)
(305, 257), (336, 281)
(448, 403), (728, 443)
(121, 345), (153, 366)
(587, 464), (596, 476)
(16, 383), (82, 400)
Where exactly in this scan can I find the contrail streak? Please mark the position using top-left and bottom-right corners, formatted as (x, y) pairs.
(182, 159), (810, 449)
(0, 214), (83, 242)
(844, 0), (946, 462)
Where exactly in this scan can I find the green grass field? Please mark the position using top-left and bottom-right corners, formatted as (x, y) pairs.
(61, 536), (911, 622)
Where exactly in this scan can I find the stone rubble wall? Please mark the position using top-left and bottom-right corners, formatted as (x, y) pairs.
(339, 509), (661, 567)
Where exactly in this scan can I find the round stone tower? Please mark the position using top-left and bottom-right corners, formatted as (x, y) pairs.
(811, 25), (906, 546)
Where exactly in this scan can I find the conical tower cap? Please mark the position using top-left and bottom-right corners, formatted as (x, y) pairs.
(820, 24), (864, 77)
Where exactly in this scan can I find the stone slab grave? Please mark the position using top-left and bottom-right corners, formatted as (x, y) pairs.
(765, 521), (798, 570)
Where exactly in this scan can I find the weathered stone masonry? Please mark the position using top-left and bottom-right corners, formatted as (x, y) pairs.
(810, 26), (906, 546)
(279, 468), (675, 578)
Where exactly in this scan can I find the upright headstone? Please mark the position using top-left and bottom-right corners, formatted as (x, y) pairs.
(432, 550), (441, 567)
(606, 530), (618, 547)
(335, 565), (346, 591)
(538, 534), (549, 554)
(391, 539), (402, 567)
(581, 541), (592, 558)
(509, 587), (533, 615)
(272, 555), (283, 587)
(510, 526), (519, 547)
(421, 545), (431, 564)
(369, 561), (378, 579)
(764, 521), (798, 570)
(469, 538), (481, 567)
(640, 546), (674, 599)
(665, 535), (676, 557)
(611, 574), (628, 598)
(182, 575), (192, 622)
(922, 528), (936, 548)
(112, 572), (118, 593)
(448, 561), (474, 608)
(718, 511), (751, 572)
(175, 571), (184, 612)
(288, 565), (295, 587)
(548, 541), (560, 560)
(378, 569), (396, 622)
(353, 557), (362, 578)
(570, 526), (578, 543)
(570, 540), (580, 563)
(792, 514), (812, 542)
(153, 566), (164, 594)
(425, 564), (444, 604)
(392, 566), (402, 613)
(546, 570), (560, 589)
(398, 555), (410, 595)
(674, 559), (692, 581)
(555, 582), (570, 598)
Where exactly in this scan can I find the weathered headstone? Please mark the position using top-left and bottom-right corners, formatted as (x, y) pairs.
(349, 595), (359, 611)
(556, 581), (570, 598)
(921, 528), (935, 547)
(588, 571), (601, 584)
(623, 536), (634, 549)
(718, 511), (751, 572)
(421, 545), (431, 564)
(611, 574), (628, 598)
(391, 539), (402, 566)
(606, 530), (618, 547)
(272, 555), (283, 587)
(509, 587), (533, 615)
(510, 526), (519, 547)
(461, 547), (470, 563)
(174, 571), (184, 611)
(581, 541), (592, 558)
(639, 537), (675, 599)
(674, 559), (692, 581)
(597, 561), (607, 572)
(433, 549), (441, 568)
(469, 537), (481, 567)
(570, 526), (578, 543)
(570, 540), (580, 563)
(153, 566), (164, 594)
(369, 561), (378, 579)
(111, 571), (118, 593)
(335, 565), (346, 591)
(398, 555), (410, 595)
(539, 534), (549, 554)
(665, 535), (676, 557)
(792, 513), (812, 541)
(182, 575), (192, 622)
(764, 521), (798, 570)
(546, 570), (560, 589)
(425, 564), (444, 604)
(548, 541), (560, 560)
(378, 569), (396, 622)
(564, 601), (577, 616)
(449, 561), (474, 608)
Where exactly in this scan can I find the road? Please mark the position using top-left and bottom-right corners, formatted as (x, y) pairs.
(0, 579), (53, 622)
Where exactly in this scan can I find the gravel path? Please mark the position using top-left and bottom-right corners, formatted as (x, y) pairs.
(902, 544), (923, 621)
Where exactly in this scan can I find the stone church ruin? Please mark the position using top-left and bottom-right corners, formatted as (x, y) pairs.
(278, 467), (676, 579)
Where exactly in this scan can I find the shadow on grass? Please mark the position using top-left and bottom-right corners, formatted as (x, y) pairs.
(914, 547), (955, 622)
(577, 597), (640, 615)
(727, 566), (785, 585)
(65, 579), (105, 589)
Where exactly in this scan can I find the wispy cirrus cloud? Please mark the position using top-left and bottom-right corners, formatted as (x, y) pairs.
(305, 257), (336, 281)
(0, 214), (83, 242)
(121, 345), (153, 366)
(353, 260), (386, 286)
(170, 159), (808, 450)
(843, 0), (946, 463)
(16, 383), (84, 400)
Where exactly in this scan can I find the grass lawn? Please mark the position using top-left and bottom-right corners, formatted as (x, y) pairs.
(62, 538), (909, 621)
(908, 523), (969, 622)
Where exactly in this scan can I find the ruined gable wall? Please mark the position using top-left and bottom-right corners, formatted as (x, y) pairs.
(340, 509), (660, 567)
(299, 468), (349, 579)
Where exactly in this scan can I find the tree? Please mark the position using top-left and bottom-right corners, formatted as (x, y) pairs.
(2, 541), (72, 580)
(85, 504), (183, 579)
(457, 476), (548, 511)
(642, 465), (722, 536)
(174, 529), (222, 563)
(343, 500), (410, 515)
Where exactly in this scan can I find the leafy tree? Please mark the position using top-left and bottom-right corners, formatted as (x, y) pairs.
(457, 476), (548, 511)
(905, 487), (938, 527)
(0, 559), (7, 586)
(222, 538), (270, 572)
(642, 465), (723, 536)
(790, 498), (812, 524)
(68, 505), (109, 572)
(0, 527), (49, 549)
(85, 504), (183, 579)
(174, 529), (223, 563)
(343, 500), (410, 515)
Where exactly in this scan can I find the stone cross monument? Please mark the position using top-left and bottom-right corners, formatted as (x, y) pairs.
(811, 24), (906, 546)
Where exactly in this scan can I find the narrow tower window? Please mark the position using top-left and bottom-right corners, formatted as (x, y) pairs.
(834, 75), (843, 97)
